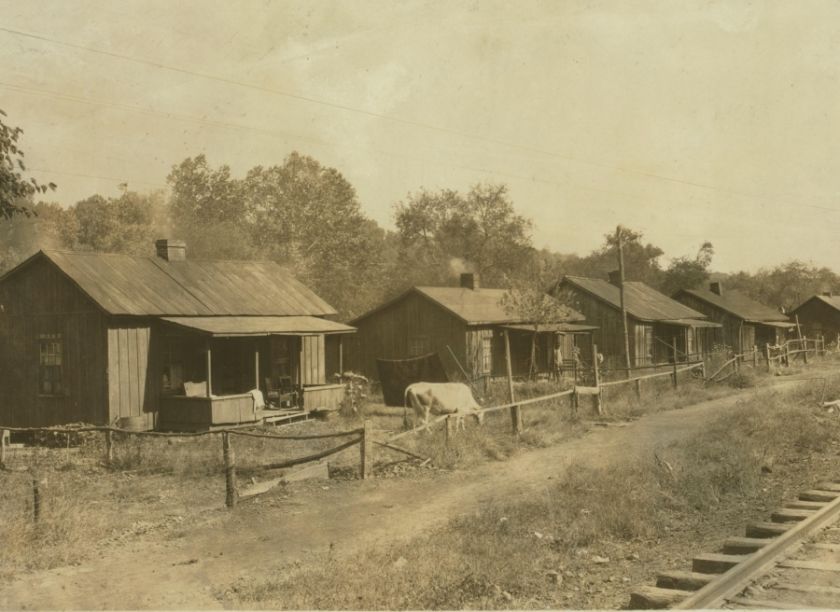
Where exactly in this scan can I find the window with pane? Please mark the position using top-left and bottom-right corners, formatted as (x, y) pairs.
(39, 333), (63, 395)
(481, 337), (492, 374)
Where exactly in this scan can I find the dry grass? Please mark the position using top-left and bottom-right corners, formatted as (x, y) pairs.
(220, 379), (840, 610)
(0, 417), (369, 578)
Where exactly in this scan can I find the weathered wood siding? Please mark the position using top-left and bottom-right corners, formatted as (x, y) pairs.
(554, 285), (644, 368)
(300, 334), (326, 385)
(0, 256), (108, 427)
(346, 291), (468, 380)
(793, 298), (840, 340)
(672, 292), (742, 351)
(302, 384), (345, 411)
(324, 335), (342, 381)
(158, 394), (257, 431)
(107, 319), (159, 429)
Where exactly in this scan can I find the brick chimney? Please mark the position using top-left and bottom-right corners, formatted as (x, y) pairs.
(608, 270), (622, 287)
(709, 281), (723, 296)
(155, 239), (186, 262)
(822, 290), (834, 298)
(460, 272), (479, 290)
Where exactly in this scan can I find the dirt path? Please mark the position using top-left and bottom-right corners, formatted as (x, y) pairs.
(0, 375), (831, 610)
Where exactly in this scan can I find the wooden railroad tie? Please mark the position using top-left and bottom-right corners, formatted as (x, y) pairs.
(628, 478), (840, 609)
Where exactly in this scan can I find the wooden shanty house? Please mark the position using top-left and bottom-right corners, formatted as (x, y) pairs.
(790, 292), (840, 341)
(552, 273), (719, 369)
(0, 240), (355, 431)
(673, 282), (795, 353)
(347, 273), (594, 382)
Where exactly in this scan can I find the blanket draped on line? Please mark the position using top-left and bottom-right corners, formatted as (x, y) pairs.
(376, 352), (449, 407)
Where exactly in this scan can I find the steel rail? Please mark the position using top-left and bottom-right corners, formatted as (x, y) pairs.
(675, 482), (840, 609)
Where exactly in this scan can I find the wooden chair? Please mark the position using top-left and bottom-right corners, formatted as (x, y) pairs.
(265, 376), (298, 408)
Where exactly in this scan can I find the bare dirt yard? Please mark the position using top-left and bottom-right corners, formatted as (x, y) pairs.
(2, 364), (840, 609)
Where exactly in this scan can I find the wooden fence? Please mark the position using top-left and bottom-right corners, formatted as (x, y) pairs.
(0, 421), (374, 515)
(706, 336), (827, 383)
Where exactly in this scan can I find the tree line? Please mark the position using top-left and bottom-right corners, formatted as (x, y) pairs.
(2, 111), (838, 320)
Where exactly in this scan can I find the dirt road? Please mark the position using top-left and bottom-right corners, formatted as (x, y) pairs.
(0, 376), (829, 609)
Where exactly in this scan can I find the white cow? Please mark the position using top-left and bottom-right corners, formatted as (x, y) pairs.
(403, 382), (484, 432)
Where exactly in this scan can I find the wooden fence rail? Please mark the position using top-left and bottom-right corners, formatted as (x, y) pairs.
(0, 421), (373, 511)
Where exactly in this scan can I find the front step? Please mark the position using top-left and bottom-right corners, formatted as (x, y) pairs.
(628, 586), (692, 609)
(746, 521), (791, 538)
(722, 536), (771, 554)
(656, 570), (715, 591)
(692, 552), (747, 574)
(771, 508), (816, 523)
(799, 489), (840, 502)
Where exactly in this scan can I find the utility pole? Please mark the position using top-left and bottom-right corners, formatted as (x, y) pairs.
(617, 226), (633, 376)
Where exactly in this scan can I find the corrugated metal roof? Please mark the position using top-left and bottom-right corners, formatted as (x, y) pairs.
(677, 287), (788, 322)
(39, 250), (336, 317)
(350, 286), (585, 326)
(660, 318), (721, 328)
(561, 276), (708, 322)
(416, 286), (585, 325)
(502, 323), (598, 333)
(792, 294), (840, 314)
(161, 316), (355, 336)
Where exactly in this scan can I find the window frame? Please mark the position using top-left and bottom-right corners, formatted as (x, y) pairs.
(38, 332), (64, 397)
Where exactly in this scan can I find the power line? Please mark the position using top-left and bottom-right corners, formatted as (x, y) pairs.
(7, 79), (840, 226)
(2, 24), (837, 212)
(28, 166), (162, 189)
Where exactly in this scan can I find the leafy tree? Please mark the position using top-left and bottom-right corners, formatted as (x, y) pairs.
(563, 227), (665, 286)
(0, 201), (74, 273)
(724, 261), (840, 312)
(660, 241), (714, 295)
(166, 152), (392, 319)
(393, 183), (533, 288)
(68, 191), (167, 255)
(167, 155), (255, 260)
(0, 109), (56, 219)
(501, 256), (577, 379)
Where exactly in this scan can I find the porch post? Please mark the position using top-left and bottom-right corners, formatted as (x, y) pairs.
(338, 335), (344, 376)
(254, 345), (260, 390)
(205, 339), (212, 398)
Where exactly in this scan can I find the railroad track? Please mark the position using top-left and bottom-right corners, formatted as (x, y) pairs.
(629, 480), (840, 609)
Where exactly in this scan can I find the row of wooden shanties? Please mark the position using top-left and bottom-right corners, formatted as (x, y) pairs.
(0, 239), (833, 430)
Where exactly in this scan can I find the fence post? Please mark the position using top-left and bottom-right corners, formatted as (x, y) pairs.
(32, 476), (41, 523)
(765, 343), (771, 372)
(592, 343), (603, 415)
(222, 432), (237, 508)
(104, 429), (113, 466)
(444, 415), (452, 447)
(360, 419), (373, 479)
(504, 330), (522, 435)
(671, 338), (678, 389)
(803, 335), (809, 364)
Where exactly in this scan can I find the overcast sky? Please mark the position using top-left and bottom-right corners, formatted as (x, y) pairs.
(2, 0), (839, 272)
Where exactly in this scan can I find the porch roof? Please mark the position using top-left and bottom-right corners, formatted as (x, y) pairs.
(160, 316), (356, 337)
(502, 323), (598, 334)
(755, 320), (797, 329)
(660, 318), (722, 328)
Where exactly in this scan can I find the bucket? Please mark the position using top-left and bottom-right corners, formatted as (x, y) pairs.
(117, 415), (148, 432)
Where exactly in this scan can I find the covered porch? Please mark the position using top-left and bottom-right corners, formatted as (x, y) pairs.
(498, 322), (598, 380)
(156, 316), (355, 431)
(650, 318), (721, 364)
